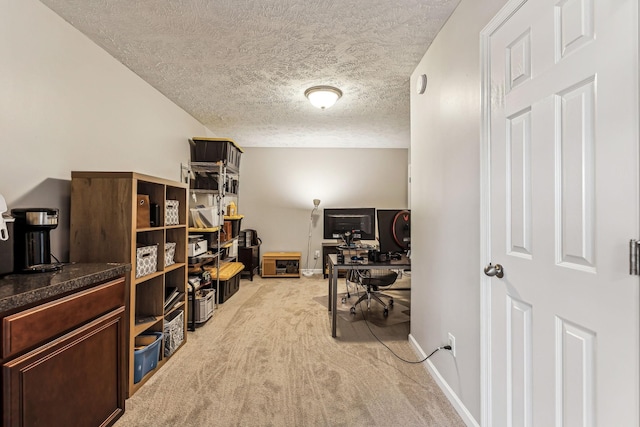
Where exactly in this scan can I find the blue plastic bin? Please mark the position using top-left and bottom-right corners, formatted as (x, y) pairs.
(133, 332), (163, 384)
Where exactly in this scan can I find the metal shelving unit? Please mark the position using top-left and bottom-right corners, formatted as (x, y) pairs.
(182, 158), (242, 330)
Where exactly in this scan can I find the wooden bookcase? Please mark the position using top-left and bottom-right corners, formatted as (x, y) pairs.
(69, 171), (188, 397)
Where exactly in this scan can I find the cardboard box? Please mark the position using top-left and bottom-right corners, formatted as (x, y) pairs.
(136, 195), (150, 228)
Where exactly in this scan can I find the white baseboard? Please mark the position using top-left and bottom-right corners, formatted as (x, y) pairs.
(408, 334), (480, 427)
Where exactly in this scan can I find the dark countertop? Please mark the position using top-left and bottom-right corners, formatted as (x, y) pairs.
(0, 263), (130, 313)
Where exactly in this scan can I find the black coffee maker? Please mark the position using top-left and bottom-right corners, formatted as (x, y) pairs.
(12, 208), (61, 273)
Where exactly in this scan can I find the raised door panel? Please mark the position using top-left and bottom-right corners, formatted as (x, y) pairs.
(3, 308), (126, 427)
(262, 259), (276, 276)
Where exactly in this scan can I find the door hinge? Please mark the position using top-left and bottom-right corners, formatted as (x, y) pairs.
(630, 239), (640, 275)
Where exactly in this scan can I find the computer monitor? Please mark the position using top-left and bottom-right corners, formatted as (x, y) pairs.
(377, 209), (410, 253)
(323, 208), (376, 241)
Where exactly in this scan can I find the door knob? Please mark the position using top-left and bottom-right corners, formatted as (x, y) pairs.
(484, 263), (504, 278)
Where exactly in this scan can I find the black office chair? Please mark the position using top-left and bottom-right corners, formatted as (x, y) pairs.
(350, 269), (398, 317)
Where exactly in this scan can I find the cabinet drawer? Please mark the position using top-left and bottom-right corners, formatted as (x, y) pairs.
(2, 277), (126, 359)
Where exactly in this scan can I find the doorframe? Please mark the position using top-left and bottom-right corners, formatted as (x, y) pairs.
(479, 1), (528, 426)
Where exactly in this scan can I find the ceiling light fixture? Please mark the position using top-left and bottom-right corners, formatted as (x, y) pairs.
(304, 86), (342, 110)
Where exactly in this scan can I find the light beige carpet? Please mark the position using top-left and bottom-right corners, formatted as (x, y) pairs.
(115, 274), (464, 427)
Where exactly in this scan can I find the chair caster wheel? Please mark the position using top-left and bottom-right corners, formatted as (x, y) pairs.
(383, 308), (389, 317)
(389, 299), (394, 307)
(350, 307), (356, 315)
(341, 297), (347, 304)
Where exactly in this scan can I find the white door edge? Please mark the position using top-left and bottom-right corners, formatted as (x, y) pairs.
(479, 1), (529, 426)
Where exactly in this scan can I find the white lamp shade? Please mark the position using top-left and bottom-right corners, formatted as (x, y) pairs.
(305, 86), (342, 110)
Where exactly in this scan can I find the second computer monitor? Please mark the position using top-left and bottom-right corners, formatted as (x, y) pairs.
(377, 209), (410, 254)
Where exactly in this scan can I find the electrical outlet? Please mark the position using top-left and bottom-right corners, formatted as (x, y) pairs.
(448, 333), (456, 357)
(314, 250), (320, 259)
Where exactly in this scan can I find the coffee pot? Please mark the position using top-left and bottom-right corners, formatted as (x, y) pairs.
(12, 208), (61, 273)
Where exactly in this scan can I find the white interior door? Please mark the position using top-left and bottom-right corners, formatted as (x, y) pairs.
(481, 0), (638, 425)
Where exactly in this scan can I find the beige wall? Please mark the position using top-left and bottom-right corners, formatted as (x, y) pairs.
(239, 147), (408, 270)
(1, 1), (409, 266)
(1, 0), (207, 260)
(410, 0), (509, 423)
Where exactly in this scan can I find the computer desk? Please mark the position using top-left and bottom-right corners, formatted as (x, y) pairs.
(327, 253), (411, 337)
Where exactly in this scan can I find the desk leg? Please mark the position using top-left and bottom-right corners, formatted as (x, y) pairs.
(331, 265), (338, 338)
(327, 262), (332, 311)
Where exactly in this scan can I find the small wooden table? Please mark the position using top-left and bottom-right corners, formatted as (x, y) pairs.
(262, 252), (301, 278)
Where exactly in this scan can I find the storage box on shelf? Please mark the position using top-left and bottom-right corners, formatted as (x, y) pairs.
(133, 332), (163, 384)
(204, 262), (244, 303)
(165, 242), (177, 267)
(165, 200), (180, 225)
(191, 206), (219, 229)
(137, 195), (151, 228)
(190, 137), (243, 172)
(164, 309), (184, 357)
(223, 215), (243, 242)
(136, 244), (158, 278)
(189, 288), (215, 324)
(70, 171), (188, 397)
(228, 239), (239, 258)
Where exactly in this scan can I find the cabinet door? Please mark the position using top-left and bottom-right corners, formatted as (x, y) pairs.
(262, 259), (276, 276)
(3, 307), (126, 427)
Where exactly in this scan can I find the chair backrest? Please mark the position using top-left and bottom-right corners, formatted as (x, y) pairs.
(361, 269), (398, 288)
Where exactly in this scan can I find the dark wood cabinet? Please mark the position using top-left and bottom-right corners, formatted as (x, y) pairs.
(238, 244), (260, 281)
(1, 277), (127, 427)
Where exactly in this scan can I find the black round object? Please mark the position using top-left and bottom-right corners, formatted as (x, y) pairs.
(391, 210), (411, 250)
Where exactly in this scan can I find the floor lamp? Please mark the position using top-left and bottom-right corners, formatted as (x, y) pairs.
(303, 199), (321, 277)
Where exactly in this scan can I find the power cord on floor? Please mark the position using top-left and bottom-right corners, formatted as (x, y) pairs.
(345, 266), (451, 364)
(361, 309), (451, 364)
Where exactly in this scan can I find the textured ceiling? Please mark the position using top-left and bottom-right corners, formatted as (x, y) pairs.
(39, 0), (460, 148)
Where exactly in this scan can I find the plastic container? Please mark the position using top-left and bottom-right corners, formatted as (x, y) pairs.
(190, 207), (219, 229)
(133, 332), (163, 383)
(190, 138), (243, 170)
(190, 172), (219, 190)
(188, 289), (215, 323)
(223, 218), (242, 239)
